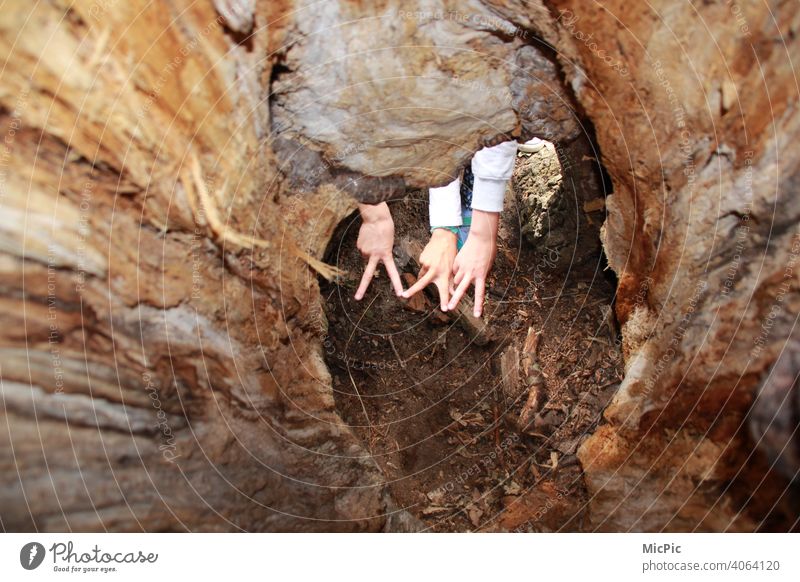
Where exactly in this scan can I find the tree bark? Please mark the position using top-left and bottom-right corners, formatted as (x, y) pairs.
(1, 0), (798, 531)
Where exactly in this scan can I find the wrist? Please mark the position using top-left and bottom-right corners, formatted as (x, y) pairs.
(430, 227), (458, 245)
(358, 202), (391, 224)
(469, 209), (499, 240)
(430, 225), (459, 237)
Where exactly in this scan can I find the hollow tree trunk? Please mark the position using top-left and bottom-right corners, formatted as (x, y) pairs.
(547, 0), (800, 531)
(0, 0), (388, 532)
(1, 0), (798, 532)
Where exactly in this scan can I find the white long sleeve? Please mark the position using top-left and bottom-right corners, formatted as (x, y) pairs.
(428, 176), (462, 227)
(428, 140), (518, 226)
(470, 140), (518, 213)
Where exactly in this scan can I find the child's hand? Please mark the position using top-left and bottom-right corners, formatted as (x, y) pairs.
(402, 228), (458, 311)
(448, 210), (499, 317)
(355, 202), (404, 300)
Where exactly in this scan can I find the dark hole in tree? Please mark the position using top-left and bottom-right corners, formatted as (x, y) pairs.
(319, 137), (623, 531)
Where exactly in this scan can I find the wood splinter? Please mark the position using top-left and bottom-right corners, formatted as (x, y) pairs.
(518, 326), (545, 433)
(183, 152), (344, 281)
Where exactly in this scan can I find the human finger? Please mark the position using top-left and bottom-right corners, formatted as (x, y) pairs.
(402, 269), (435, 298)
(453, 265), (464, 286)
(435, 277), (450, 311)
(355, 255), (379, 300)
(383, 256), (404, 297)
(448, 273), (472, 311)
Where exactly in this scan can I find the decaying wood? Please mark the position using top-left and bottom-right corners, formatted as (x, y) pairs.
(0, 0), (382, 532)
(500, 344), (522, 400)
(1, 0), (798, 533)
(519, 327), (544, 432)
(184, 153), (343, 281)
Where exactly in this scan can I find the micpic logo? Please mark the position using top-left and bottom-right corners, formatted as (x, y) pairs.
(20, 542), (46, 570)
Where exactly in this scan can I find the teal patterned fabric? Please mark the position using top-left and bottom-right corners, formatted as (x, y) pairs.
(431, 164), (474, 250)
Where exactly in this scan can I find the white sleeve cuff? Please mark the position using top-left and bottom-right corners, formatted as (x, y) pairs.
(471, 140), (518, 180)
(428, 177), (463, 226)
(470, 176), (507, 213)
(469, 140), (517, 213)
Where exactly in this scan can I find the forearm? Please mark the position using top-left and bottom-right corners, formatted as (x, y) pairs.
(355, 201), (403, 299)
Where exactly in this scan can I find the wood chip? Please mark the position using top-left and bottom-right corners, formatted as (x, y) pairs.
(519, 327), (545, 431)
(583, 197), (605, 213)
(721, 78), (737, 113)
(400, 272), (428, 312)
(422, 506), (450, 515)
(500, 344), (522, 399)
(467, 504), (484, 527)
(521, 326), (541, 376)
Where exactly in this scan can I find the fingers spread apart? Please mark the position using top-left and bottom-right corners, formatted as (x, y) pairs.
(402, 268), (435, 299)
(355, 255), (379, 300)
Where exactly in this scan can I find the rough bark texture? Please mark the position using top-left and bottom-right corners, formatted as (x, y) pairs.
(0, 0), (385, 532)
(544, 0), (800, 531)
(1, 0), (798, 531)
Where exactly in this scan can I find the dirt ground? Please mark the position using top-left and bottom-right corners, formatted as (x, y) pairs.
(320, 155), (622, 532)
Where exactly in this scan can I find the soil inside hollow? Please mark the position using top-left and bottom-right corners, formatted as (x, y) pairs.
(320, 164), (622, 532)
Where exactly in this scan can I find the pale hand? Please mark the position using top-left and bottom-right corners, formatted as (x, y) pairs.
(402, 228), (458, 311)
(448, 209), (499, 317)
(355, 202), (404, 300)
